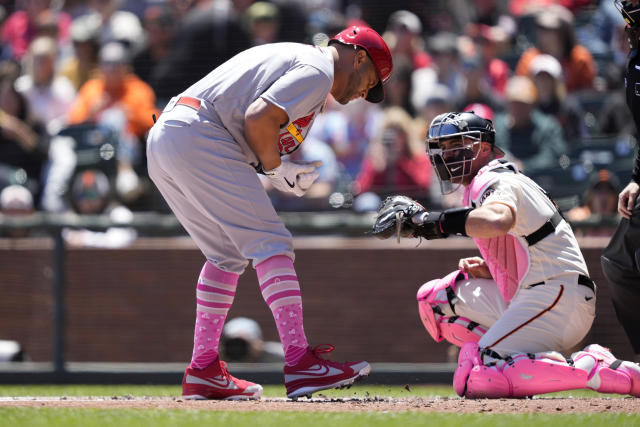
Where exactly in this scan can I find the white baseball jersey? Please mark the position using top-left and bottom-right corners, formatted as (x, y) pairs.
(435, 159), (596, 356)
(464, 159), (589, 292)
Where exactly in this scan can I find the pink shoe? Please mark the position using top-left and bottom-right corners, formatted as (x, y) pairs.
(284, 344), (371, 399)
(182, 357), (263, 400)
(577, 344), (640, 397)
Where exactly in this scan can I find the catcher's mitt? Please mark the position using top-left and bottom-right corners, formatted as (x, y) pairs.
(372, 195), (446, 241)
(371, 195), (441, 241)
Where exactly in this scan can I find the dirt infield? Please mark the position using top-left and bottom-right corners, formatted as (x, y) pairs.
(1, 396), (639, 413)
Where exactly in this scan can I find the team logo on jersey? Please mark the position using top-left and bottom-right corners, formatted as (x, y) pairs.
(479, 185), (497, 205)
(278, 112), (316, 154)
(479, 184), (507, 205)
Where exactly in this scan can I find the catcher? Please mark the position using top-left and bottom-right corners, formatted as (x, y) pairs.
(372, 111), (640, 398)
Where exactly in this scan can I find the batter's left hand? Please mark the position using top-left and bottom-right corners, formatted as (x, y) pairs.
(618, 181), (640, 219)
(458, 256), (492, 279)
(264, 160), (321, 197)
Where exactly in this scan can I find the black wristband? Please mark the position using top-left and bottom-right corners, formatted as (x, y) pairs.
(439, 207), (473, 237)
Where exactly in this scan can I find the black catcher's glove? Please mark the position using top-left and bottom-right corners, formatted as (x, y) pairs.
(371, 195), (447, 241)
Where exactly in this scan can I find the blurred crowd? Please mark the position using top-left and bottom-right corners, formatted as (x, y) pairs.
(0, 0), (634, 232)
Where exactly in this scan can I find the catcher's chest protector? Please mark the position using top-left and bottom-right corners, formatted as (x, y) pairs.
(463, 161), (529, 302)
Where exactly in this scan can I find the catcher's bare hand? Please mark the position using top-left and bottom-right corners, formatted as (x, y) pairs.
(458, 256), (492, 279)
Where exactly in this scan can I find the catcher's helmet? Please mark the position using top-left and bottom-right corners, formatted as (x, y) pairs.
(426, 111), (503, 194)
(330, 25), (393, 103)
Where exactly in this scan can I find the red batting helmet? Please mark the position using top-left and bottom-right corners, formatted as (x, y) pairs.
(330, 25), (393, 103)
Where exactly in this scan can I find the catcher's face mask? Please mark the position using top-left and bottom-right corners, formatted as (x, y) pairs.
(426, 127), (483, 195)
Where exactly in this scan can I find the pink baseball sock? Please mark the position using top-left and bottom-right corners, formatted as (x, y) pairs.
(190, 261), (238, 370)
(256, 255), (309, 366)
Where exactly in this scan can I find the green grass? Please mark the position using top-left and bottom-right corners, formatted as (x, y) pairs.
(1, 385), (638, 427)
(0, 408), (639, 427)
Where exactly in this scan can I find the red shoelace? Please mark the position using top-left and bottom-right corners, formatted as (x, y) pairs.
(311, 344), (336, 357)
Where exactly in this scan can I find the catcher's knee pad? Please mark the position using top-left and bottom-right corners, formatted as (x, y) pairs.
(454, 343), (588, 399)
(573, 344), (640, 397)
(417, 270), (486, 347)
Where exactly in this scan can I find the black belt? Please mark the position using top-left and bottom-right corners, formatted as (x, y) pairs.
(529, 274), (596, 293)
(578, 274), (596, 293)
(525, 211), (563, 246)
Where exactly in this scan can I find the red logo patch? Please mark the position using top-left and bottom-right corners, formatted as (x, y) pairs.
(278, 112), (316, 154)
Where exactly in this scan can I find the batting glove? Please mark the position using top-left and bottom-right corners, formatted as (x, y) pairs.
(264, 160), (321, 197)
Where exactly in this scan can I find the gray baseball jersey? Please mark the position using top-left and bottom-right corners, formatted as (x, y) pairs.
(147, 42), (335, 273)
(181, 42), (334, 168)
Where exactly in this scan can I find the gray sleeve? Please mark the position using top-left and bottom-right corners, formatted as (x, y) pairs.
(260, 65), (331, 122)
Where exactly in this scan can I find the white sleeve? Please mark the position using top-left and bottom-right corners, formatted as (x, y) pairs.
(476, 178), (518, 215)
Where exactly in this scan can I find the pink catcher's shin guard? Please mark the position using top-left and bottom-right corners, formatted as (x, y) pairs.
(502, 353), (587, 398)
(573, 344), (640, 397)
(454, 343), (589, 399)
(417, 270), (485, 347)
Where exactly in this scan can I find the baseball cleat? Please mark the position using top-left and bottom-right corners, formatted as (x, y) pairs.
(284, 344), (371, 399)
(181, 357), (263, 400)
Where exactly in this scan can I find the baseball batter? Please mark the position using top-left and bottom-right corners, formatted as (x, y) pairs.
(372, 111), (640, 398)
(146, 26), (392, 400)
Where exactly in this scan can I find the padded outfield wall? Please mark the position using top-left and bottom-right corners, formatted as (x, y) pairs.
(0, 236), (633, 363)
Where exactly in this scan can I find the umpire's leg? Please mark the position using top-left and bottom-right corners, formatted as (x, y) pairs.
(601, 256), (640, 356)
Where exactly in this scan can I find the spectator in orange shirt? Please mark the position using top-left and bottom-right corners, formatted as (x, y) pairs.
(68, 41), (159, 202)
(515, 6), (596, 92)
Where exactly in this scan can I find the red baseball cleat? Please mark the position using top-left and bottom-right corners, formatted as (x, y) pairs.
(182, 357), (263, 400)
(284, 344), (371, 399)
